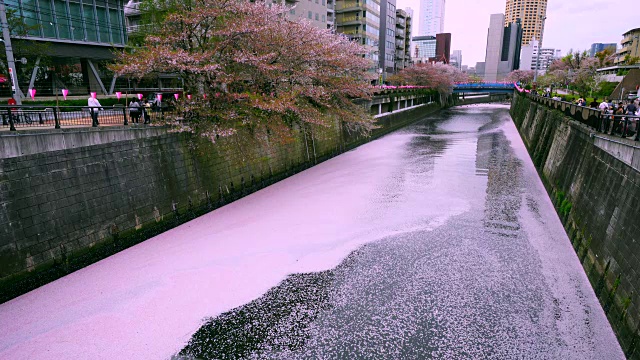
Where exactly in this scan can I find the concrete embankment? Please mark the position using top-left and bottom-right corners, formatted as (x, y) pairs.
(511, 92), (640, 359)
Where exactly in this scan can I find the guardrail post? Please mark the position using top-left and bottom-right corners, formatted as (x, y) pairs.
(54, 107), (60, 129)
(8, 108), (15, 131)
(123, 107), (128, 126)
(38, 112), (43, 125)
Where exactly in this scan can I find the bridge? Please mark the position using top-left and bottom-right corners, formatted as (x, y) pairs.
(453, 82), (516, 94)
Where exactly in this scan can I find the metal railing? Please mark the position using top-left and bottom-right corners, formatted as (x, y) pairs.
(0, 105), (168, 131)
(526, 93), (640, 141)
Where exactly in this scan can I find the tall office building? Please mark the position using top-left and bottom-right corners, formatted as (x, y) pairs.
(482, 14), (522, 82)
(378, 0), (397, 80)
(504, 0), (547, 47)
(451, 50), (462, 69)
(418, 0), (445, 36)
(590, 43), (617, 57)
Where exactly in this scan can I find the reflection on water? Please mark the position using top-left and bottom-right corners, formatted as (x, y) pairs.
(177, 105), (622, 360)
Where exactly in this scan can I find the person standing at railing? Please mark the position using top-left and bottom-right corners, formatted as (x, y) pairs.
(599, 99), (611, 132)
(129, 98), (141, 124)
(88, 94), (103, 126)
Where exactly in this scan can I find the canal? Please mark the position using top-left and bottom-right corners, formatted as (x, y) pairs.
(0, 104), (624, 359)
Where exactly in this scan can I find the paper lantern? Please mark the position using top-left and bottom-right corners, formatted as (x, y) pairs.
(138, 93), (143, 100)
(116, 91), (122, 100)
(157, 94), (163, 102)
(29, 88), (36, 100)
(187, 94), (192, 100)
(61, 89), (69, 100)
(174, 93), (179, 100)
(203, 94), (207, 99)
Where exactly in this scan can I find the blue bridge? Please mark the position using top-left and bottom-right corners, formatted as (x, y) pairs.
(453, 83), (516, 94)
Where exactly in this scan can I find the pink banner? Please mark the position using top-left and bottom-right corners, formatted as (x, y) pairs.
(62, 89), (69, 100)
(174, 93), (179, 100)
(29, 88), (36, 100)
(157, 94), (163, 102)
(138, 93), (143, 100)
(116, 91), (122, 100)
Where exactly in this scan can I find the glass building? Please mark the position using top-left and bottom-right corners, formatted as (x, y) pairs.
(5, 0), (126, 45)
(1, 0), (127, 98)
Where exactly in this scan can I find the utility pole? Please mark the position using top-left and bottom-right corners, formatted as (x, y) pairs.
(0, 1), (21, 104)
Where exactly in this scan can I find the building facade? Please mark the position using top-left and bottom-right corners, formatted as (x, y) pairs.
(483, 14), (522, 81)
(418, 0), (444, 36)
(590, 43), (617, 57)
(504, 0), (547, 47)
(378, 0), (396, 80)
(413, 35), (436, 59)
(614, 28), (640, 65)
(335, 0), (381, 64)
(394, 8), (412, 71)
(2, 0), (128, 98)
(450, 50), (462, 69)
(287, 0), (333, 29)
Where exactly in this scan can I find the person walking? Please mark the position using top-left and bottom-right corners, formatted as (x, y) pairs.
(88, 94), (103, 126)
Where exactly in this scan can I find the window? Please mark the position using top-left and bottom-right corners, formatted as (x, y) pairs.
(83, 0), (98, 42)
(315, 13), (319, 21)
(69, 1), (85, 41)
(308, 11), (312, 19)
(322, 0), (325, 4)
(290, 8), (295, 14)
(322, 15), (326, 22)
(38, 0), (56, 38)
(55, 0), (72, 39)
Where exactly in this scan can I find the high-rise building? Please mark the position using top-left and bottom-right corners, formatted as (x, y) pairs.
(451, 50), (462, 69)
(335, 0), (381, 63)
(418, 0), (445, 36)
(504, 0), (547, 47)
(378, 0), (397, 80)
(483, 14), (522, 81)
(412, 33), (449, 64)
(434, 33), (451, 64)
(394, 8), (413, 71)
(590, 43), (617, 57)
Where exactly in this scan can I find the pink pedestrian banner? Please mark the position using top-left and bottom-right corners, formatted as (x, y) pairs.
(28, 88), (36, 100)
(174, 93), (179, 100)
(116, 92), (122, 100)
(61, 89), (68, 100)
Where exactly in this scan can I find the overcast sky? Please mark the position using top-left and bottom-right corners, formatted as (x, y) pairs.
(396, 0), (637, 66)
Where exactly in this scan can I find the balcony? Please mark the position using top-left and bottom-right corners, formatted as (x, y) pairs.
(336, 0), (380, 15)
(396, 18), (405, 28)
(395, 40), (404, 48)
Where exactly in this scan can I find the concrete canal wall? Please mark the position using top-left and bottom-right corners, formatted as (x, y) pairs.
(511, 93), (640, 359)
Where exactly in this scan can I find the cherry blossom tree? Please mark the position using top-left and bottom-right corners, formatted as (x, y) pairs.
(505, 70), (534, 85)
(387, 63), (468, 103)
(112, 0), (375, 142)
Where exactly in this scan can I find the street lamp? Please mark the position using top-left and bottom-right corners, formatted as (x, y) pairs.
(378, 68), (383, 86)
(0, 2), (20, 105)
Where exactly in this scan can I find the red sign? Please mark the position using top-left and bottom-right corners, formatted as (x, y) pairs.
(0, 75), (7, 83)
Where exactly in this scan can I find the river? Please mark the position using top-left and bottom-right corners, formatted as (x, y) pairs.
(0, 104), (624, 359)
